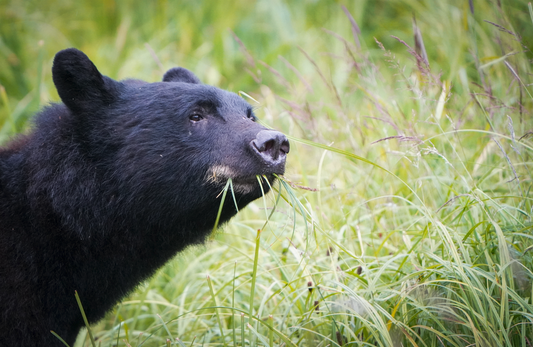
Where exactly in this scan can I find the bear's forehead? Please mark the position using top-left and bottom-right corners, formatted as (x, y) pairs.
(129, 82), (251, 112)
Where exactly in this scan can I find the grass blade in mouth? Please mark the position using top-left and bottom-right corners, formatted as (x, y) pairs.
(212, 179), (232, 234)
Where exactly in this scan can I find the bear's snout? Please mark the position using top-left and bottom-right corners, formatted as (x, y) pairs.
(251, 130), (290, 168)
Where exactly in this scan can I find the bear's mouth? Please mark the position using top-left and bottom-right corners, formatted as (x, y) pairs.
(206, 165), (274, 195)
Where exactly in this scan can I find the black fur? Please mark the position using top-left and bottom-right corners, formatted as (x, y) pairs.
(0, 48), (288, 346)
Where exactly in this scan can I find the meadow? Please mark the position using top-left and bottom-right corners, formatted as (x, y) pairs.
(1, 0), (533, 346)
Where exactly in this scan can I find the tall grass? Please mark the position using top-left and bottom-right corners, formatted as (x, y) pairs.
(1, 0), (533, 346)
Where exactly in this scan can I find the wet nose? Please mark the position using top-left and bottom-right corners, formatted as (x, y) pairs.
(251, 130), (290, 163)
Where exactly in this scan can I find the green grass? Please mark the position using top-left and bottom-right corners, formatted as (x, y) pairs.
(2, 0), (533, 346)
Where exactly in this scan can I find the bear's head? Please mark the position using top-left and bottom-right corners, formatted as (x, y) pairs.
(49, 48), (289, 232)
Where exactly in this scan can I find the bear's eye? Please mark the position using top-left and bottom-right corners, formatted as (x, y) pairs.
(189, 113), (203, 122)
(246, 109), (256, 122)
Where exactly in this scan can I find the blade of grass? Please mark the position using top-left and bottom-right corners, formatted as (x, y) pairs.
(74, 291), (97, 347)
(207, 275), (226, 345)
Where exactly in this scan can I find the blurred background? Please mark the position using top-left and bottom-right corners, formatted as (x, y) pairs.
(2, 1), (531, 135)
(1, 1), (533, 346)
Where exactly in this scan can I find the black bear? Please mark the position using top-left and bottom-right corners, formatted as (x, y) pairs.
(0, 48), (289, 346)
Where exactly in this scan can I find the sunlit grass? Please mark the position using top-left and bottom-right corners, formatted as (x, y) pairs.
(1, 0), (533, 346)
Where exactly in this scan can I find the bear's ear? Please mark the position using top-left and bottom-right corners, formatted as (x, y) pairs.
(163, 67), (201, 84)
(52, 48), (118, 112)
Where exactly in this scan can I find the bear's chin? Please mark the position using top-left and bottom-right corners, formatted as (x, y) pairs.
(230, 176), (275, 195)
(211, 176), (275, 197)
(206, 165), (277, 196)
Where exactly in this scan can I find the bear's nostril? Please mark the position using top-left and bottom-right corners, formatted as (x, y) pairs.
(280, 139), (290, 154)
(263, 139), (274, 154)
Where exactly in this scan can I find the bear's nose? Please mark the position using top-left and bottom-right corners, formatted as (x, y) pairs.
(251, 130), (290, 164)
